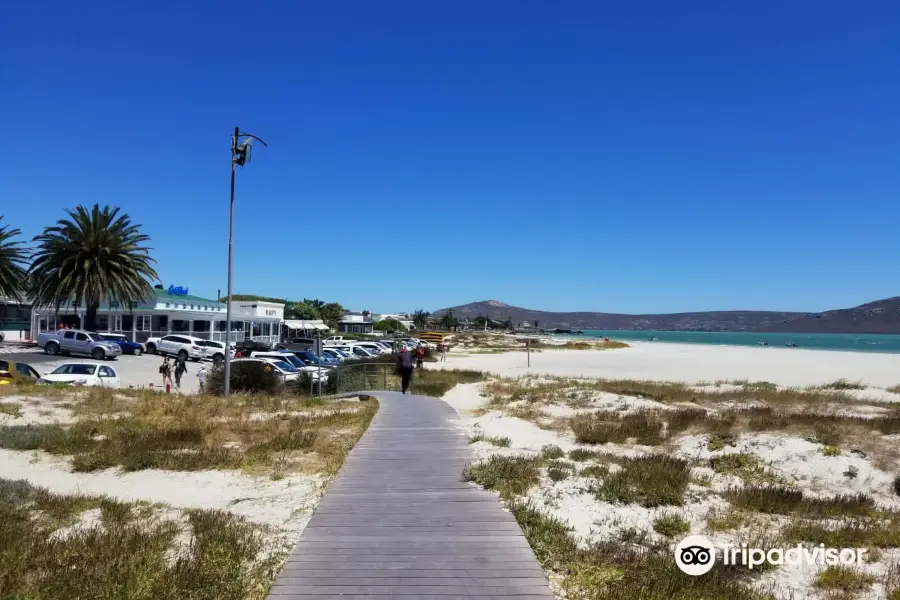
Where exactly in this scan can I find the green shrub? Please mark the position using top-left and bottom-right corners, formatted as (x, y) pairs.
(653, 513), (691, 537)
(206, 362), (284, 395)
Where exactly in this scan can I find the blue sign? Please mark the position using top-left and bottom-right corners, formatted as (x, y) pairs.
(168, 285), (189, 296)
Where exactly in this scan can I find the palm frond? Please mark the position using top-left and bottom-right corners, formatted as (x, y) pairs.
(0, 216), (29, 301)
(28, 204), (159, 315)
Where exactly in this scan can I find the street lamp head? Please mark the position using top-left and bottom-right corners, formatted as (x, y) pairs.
(233, 132), (268, 167)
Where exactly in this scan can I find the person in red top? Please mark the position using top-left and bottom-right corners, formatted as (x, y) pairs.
(415, 345), (425, 369)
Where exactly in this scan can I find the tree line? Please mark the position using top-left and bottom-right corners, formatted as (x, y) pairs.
(0, 207), (158, 332)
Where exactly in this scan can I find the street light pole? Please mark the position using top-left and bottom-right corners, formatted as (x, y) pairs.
(224, 126), (239, 396)
(224, 126), (267, 396)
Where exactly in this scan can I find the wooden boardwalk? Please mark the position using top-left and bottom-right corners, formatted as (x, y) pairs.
(267, 390), (555, 599)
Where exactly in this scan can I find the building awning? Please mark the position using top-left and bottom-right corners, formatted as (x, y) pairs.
(284, 320), (328, 331)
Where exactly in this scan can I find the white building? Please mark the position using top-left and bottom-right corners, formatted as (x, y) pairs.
(374, 313), (414, 331)
(31, 286), (284, 346)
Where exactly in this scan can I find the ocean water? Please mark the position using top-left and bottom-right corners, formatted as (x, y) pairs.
(564, 330), (900, 354)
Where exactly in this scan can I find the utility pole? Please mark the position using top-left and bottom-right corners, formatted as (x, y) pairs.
(224, 127), (267, 396)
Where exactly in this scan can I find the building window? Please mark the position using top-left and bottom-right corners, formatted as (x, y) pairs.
(165, 303), (170, 308)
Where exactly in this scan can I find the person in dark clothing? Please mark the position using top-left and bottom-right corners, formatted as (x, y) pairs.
(397, 347), (413, 394)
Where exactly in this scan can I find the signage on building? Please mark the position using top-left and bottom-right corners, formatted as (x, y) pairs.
(168, 285), (189, 296)
(266, 309), (276, 316)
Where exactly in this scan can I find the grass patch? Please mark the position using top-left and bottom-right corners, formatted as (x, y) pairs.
(820, 445), (841, 457)
(894, 474), (900, 496)
(0, 392), (377, 476)
(820, 379), (867, 391)
(782, 519), (900, 549)
(887, 385), (900, 394)
(0, 478), (281, 600)
(815, 565), (875, 596)
(540, 444), (565, 459)
(569, 448), (604, 461)
(548, 467), (570, 482)
(706, 507), (754, 532)
(511, 502), (772, 600)
(570, 410), (664, 445)
(462, 454), (542, 499)
(591, 455), (690, 507)
(726, 485), (876, 518)
(0, 401), (21, 417)
(709, 453), (786, 485)
(412, 368), (485, 397)
(468, 434), (511, 447)
(653, 513), (691, 538)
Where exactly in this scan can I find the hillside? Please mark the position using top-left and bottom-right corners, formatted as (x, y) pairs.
(433, 297), (900, 334)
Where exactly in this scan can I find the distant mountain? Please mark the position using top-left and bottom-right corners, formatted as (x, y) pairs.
(433, 297), (900, 334)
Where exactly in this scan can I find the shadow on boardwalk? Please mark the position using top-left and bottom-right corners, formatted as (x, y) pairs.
(267, 390), (554, 598)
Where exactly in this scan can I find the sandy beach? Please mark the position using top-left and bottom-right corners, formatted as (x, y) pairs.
(442, 340), (900, 389)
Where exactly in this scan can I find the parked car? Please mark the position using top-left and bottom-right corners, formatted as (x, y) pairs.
(353, 342), (388, 355)
(37, 363), (121, 388)
(291, 350), (339, 367)
(37, 329), (123, 360)
(235, 339), (273, 353)
(324, 336), (347, 345)
(145, 335), (205, 361)
(231, 357), (301, 382)
(275, 337), (315, 352)
(197, 340), (234, 366)
(321, 348), (346, 362)
(251, 352), (330, 380)
(0, 360), (40, 385)
(98, 333), (146, 356)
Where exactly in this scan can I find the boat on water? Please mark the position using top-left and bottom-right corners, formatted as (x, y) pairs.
(553, 328), (572, 334)
(785, 341), (798, 348)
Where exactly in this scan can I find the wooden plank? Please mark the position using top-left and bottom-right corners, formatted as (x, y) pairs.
(266, 391), (553, 599)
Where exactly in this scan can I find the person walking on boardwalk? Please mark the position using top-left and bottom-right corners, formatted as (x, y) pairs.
(159, 357), (173, 388)
(397, 346), (413, 394)
(174, 357), (187, 389)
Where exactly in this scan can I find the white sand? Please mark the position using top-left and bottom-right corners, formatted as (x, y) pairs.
(441, 341), (900, 388)
(443, 380), (900, 600)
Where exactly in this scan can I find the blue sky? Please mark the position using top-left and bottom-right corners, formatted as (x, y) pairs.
(2, 1), (898, 314)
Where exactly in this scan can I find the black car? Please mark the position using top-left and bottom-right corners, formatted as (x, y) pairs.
(236, 339), (273, 353)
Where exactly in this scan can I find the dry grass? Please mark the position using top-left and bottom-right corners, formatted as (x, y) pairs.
(0, 478), (281, 600)
(411, 368), (485, 397)
(0, 401), (22, 417)
(0, 389), (377, 476)
(468, 433), (511, 447)
(725, 485), (876, 518)
(887, 384), (900, 394)
(461, 454), (542, 499)
(571, 410), (665, 445)
(590, 455), (691, 507)
(709, 453), (787, 485)
(814, 565), (875, 599)
(511, 502), (771, 600)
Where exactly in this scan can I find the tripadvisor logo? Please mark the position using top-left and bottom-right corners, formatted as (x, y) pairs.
(675, 535), (868, 576)
(675, 535), (716, 576)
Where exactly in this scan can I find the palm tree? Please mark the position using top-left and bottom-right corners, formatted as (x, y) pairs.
(412, 309), (430, 330)
(29, 205), (159, 331)
(0, 217), (29, 301)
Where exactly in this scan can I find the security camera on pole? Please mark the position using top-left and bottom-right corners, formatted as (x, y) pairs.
(224, 127), (267, 396)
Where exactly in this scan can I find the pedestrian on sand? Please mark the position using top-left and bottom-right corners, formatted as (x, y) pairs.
(397, 346), (413, 394)
(441, 343), (447, 362)
(174, 358), (187, 389)
(197, 364), (208, 394)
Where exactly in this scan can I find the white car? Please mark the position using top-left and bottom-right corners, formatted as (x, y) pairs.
(352, 342), (387, 355)
(250, 352), (329, 380)
(321, 348), (346, 362)
(323, 336), (347, 345)
(37, 363), (121, 388)
(230, 357), (301, 382)
(197, 340), (234, 366)
(145, 335), (206, 361)
(334, 344), (377, 359)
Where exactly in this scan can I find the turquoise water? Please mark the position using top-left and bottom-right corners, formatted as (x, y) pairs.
(562, 330), (900, 354)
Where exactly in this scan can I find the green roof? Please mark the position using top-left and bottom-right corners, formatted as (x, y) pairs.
(150, 288), (220, 304)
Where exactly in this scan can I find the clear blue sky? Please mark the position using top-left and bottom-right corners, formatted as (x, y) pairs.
(2, 1), (898, 314)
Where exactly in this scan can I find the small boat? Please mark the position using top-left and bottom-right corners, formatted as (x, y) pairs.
(758, 341), (769, 347)
(785, 341), (798, 348)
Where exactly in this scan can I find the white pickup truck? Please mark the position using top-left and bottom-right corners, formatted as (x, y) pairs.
(36, 329), (123, 360)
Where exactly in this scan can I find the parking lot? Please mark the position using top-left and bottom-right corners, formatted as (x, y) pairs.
(1, 347), (203, 394)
